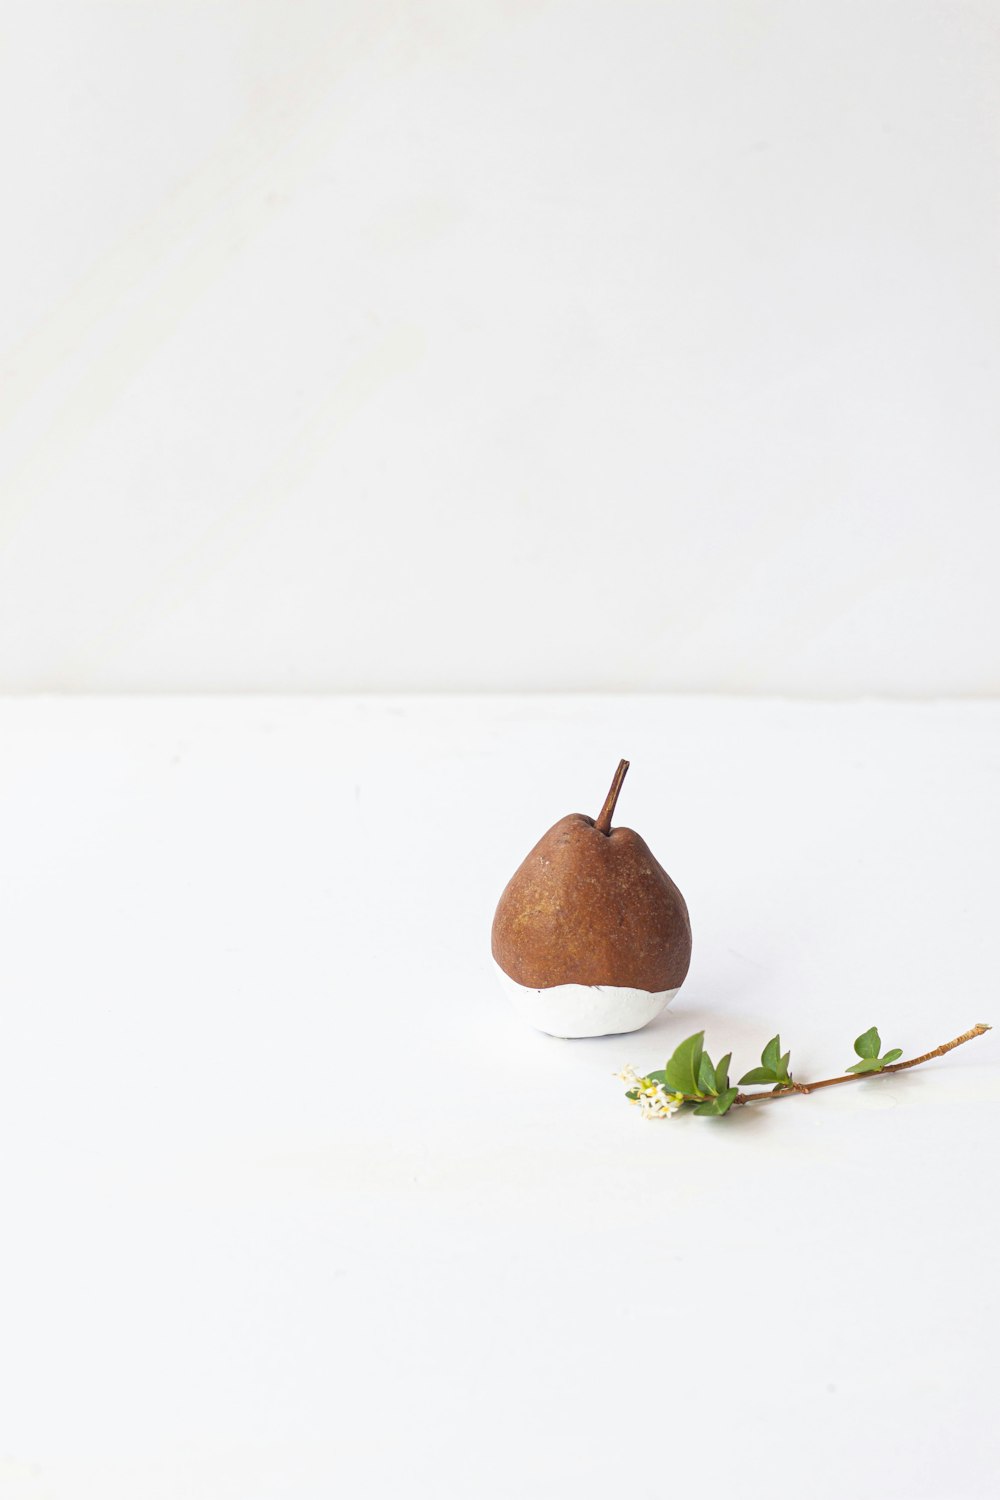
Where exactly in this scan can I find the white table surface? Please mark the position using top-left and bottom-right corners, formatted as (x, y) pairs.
(0, 695), (997, 1499)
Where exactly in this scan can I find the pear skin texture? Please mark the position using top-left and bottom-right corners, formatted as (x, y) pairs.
(491, 814), (692, 992)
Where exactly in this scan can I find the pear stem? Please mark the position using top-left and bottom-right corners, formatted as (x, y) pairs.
(734, 1023), (991, 1107)
(594, 759), (630, 835)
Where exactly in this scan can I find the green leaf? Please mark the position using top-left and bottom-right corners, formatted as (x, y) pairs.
(882, 1048), (903, 1065)
(665, 1032), (705, 1098)
(738, 1066), (779, 1085)
(715, 1052), (732, 1093)
(762, 1035), (782, 1073)
(625, 1089), (639, 1100)
(854, 1027), (881, 1059)
(643, 1070), (668, 1087)
(778, 1050), (792, 1081)
(697, 1051), (718, 1097)
(694, 1087), (739, 1117)
(846, 1056), (883, 1074)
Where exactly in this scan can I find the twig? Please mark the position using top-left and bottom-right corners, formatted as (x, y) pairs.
(734, 1023), (991, 1107)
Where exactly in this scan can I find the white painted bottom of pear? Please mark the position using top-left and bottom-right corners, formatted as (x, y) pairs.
(494, 962), (680, 1039)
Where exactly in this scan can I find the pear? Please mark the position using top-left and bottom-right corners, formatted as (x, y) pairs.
(492, 760), (691, 1037)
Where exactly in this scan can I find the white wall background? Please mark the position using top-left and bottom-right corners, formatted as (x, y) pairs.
(0, 0), (997, 695)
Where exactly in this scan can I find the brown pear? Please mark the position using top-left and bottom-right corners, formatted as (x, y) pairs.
(491, 760), (692, 993)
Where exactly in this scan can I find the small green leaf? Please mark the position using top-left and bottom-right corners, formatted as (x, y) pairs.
(778, 1050), (792, 1081)
(881, 1048), (903, 1065)
(643, 1069), (668, 1087)
(625, 1089), (639, 1100)
(762, 1035), (782, 1073)
(846, 1056), (883, 1074)
(854, 1027), (881, 1059)
(694, 1087), (739, 1117)
(715, 1052), (732, 1093)
(665, 1032), (705, 1098)
(738, 1066), (779, 1085)
(697, 1051), (718, 1097)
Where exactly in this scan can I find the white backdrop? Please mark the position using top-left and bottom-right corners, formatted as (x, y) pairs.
(1, 0), (997, 695)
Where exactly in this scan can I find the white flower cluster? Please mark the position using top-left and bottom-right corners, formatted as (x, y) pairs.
(614, 1066), (685, 1120)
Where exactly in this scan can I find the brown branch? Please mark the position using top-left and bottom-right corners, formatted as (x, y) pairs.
(734, 1023), (991, 1107)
